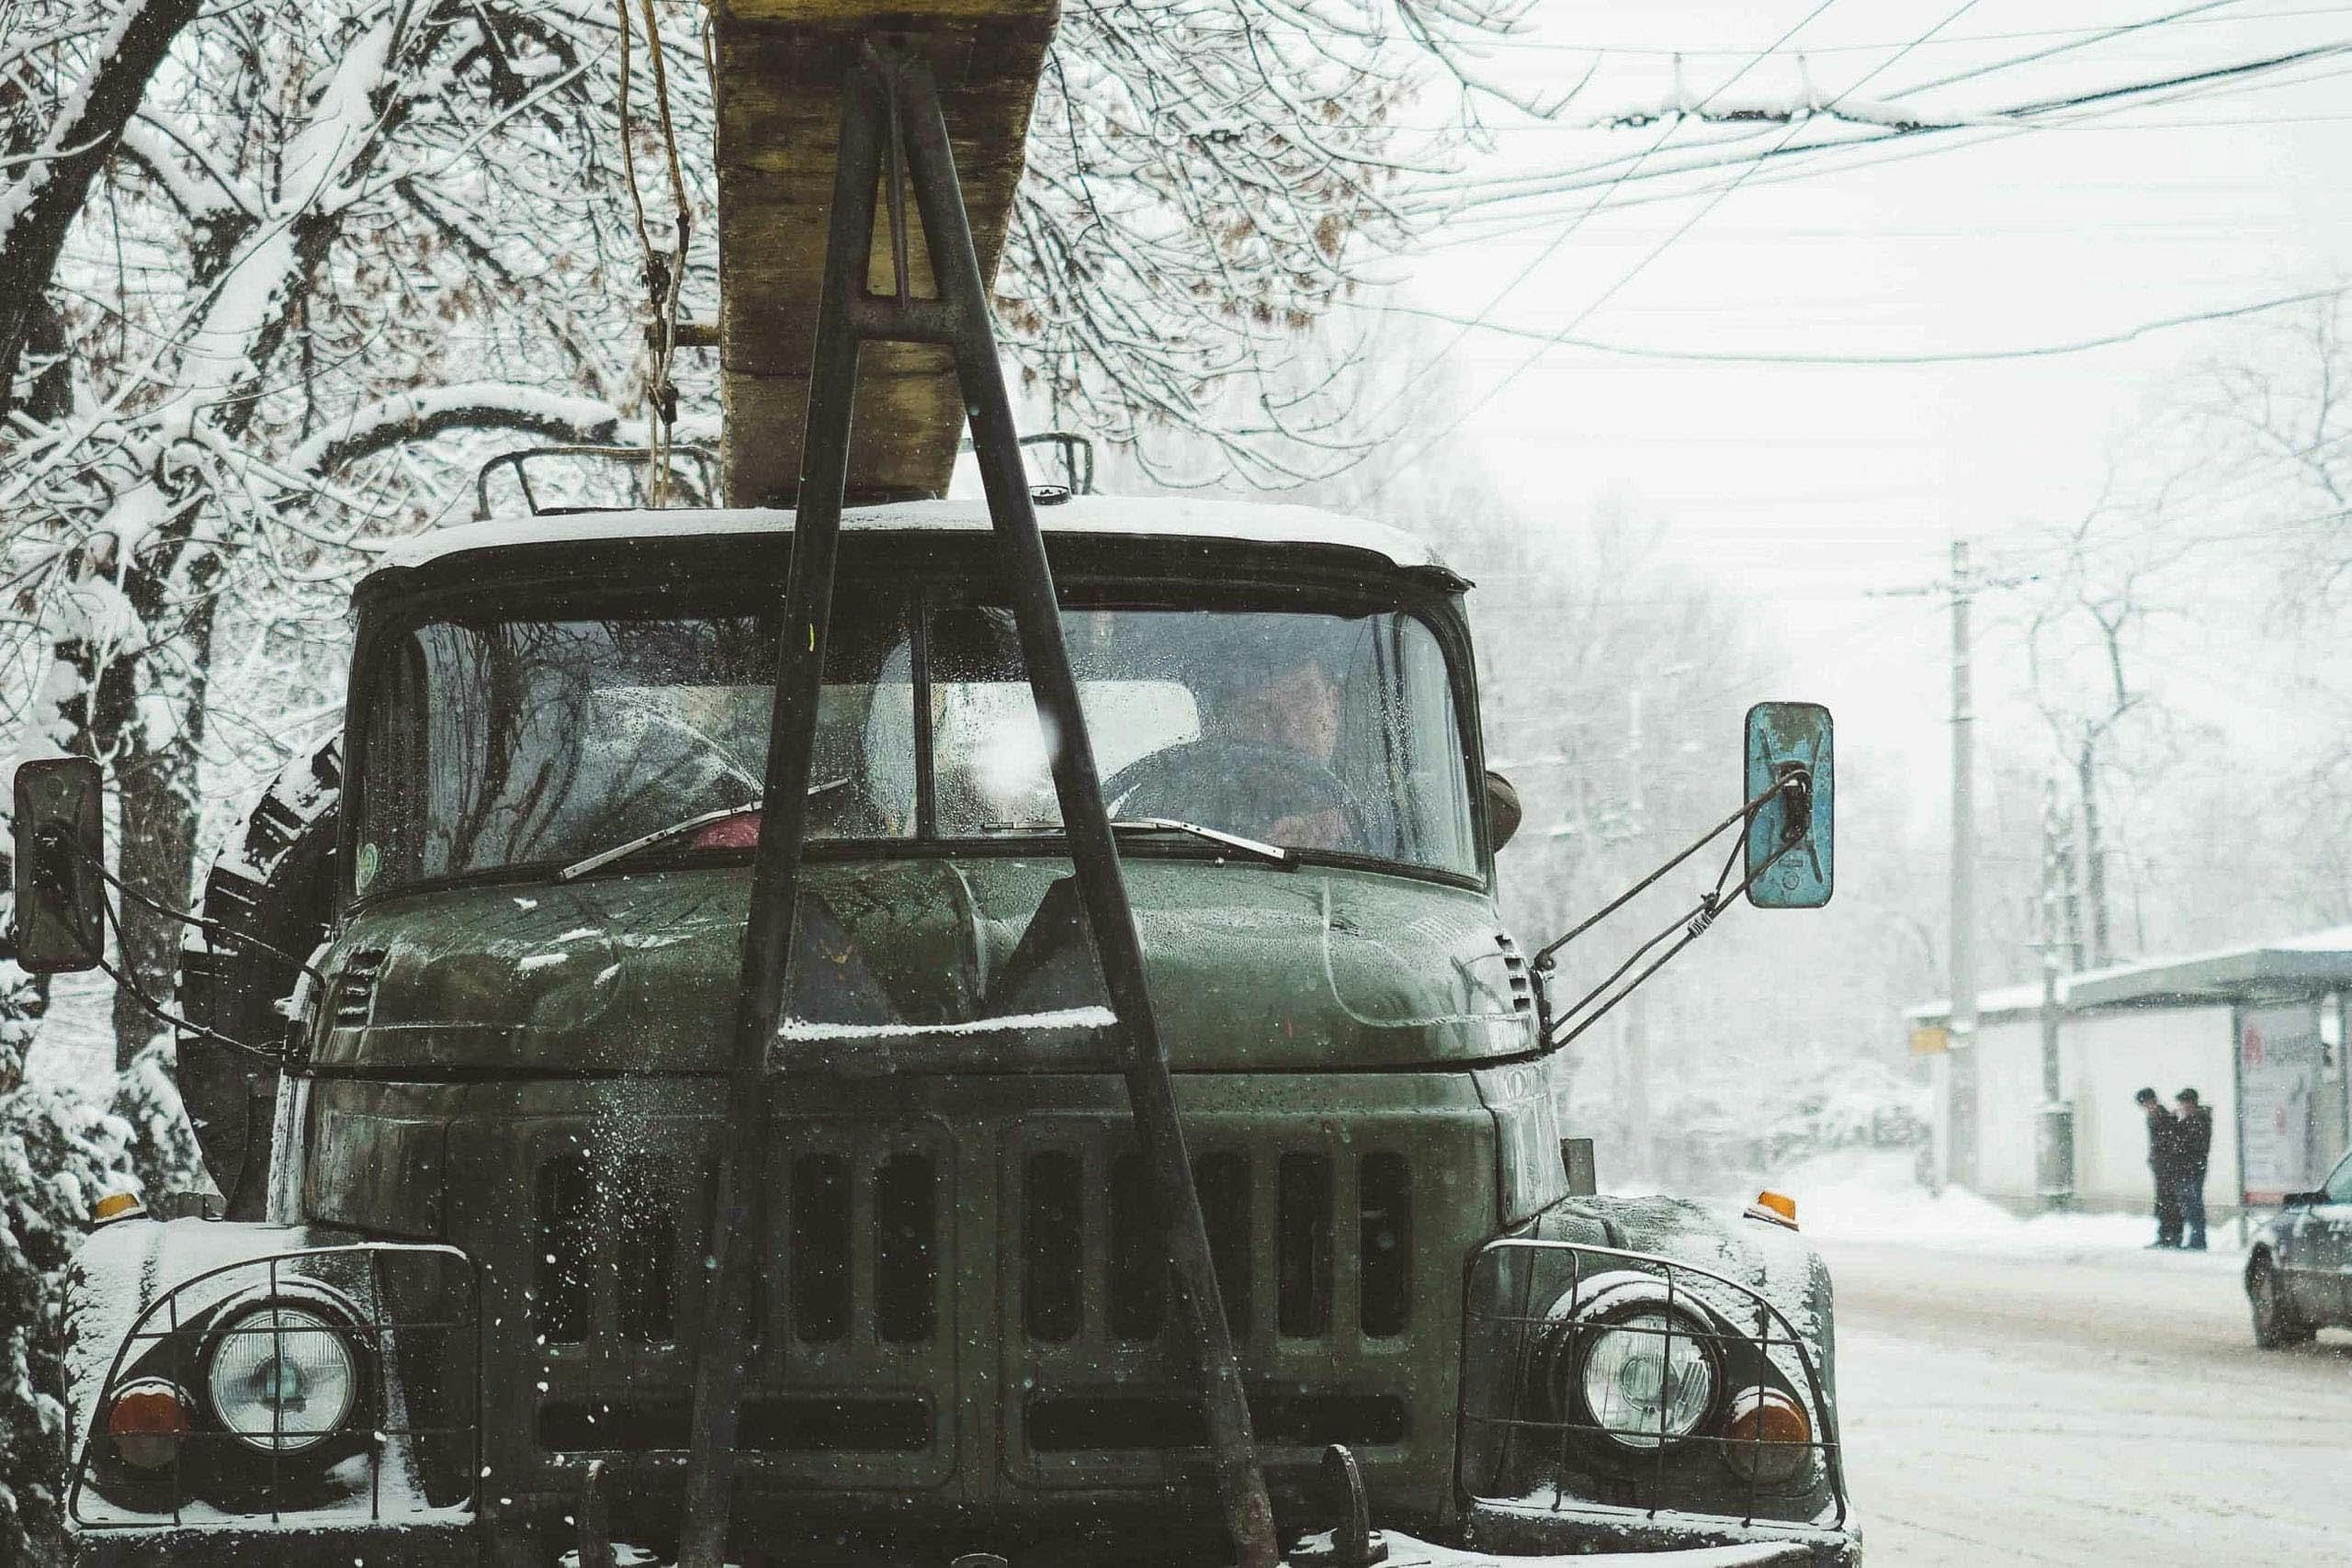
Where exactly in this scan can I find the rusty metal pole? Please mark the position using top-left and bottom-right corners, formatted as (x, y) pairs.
(1946, 539), (1979, 1188)
(677, 51), (1275, 1568)
(894, 57), (1278, 1568)
(673, 53), (881, 1568)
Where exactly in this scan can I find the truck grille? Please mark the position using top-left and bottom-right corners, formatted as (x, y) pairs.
(531, 1147), (944, 1355)
(1017, 1145), (1411, 1349)
(517, 1111), (1436, 1491)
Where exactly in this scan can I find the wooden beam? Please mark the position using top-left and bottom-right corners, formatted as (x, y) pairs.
(710, 1), (1058, 505)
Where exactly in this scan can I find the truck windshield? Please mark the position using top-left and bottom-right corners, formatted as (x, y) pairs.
(352, 592), (1476, 895)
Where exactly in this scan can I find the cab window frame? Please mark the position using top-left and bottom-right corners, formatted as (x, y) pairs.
(339, 543), (1491, 913)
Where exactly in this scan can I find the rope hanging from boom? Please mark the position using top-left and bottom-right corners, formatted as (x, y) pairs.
(615, 0), (695, 507)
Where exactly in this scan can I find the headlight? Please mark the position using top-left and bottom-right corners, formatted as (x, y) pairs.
(205, 1303), (358, 1453)
(1574, 1308), (1716, 1450)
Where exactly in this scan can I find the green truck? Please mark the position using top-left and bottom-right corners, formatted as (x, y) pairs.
(10, 44), (1852, 1568)
(17, 491), (1853, 1568)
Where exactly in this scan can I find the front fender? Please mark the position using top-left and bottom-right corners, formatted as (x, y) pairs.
(1453, 1196), (1858, 1566)
(62, 1219), (480, 1547)
(1544, 1195), (1839, 1433)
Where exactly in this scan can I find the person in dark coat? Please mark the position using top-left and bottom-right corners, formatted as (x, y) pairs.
(2136, 1087), (2183, 1247)
(2173, 1089), (2213, 1250)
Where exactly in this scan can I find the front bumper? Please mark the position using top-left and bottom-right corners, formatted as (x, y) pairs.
(69, 1515), (476, 1568)
(1465, 1496), (1860, 1568)
(69, 1513), (1847, 1568)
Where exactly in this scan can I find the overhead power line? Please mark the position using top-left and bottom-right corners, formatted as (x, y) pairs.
(1351, 1), (1849, 440)
(2001, 33), (2352, 114)
(1443, 5), (2350, 57)
(1377, 285), (2351, 367)
(1421, 36), (2352, 226)
(1384, 0), (1991, 476)
(1418, 48), (2352, 248)
(1894, 0), (2250, 96)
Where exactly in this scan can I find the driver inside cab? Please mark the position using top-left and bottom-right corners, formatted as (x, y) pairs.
(1205, 649), (1357, 852)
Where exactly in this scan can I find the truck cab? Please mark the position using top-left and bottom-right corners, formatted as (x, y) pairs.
(34, 496), (1856, 1566)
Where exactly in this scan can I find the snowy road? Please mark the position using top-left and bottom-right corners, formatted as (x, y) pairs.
(1823, 1235), (2352, 1564)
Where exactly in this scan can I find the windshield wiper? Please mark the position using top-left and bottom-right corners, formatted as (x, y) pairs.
(1110, 818), (1293, 867)
(555, 780), (847, 883)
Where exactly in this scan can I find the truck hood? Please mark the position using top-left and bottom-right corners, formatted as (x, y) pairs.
(309, 857), (1535, 1074)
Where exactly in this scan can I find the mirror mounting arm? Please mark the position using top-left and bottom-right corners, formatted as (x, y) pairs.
(1538, 820), (1813, 1051)
(1527, 699), (1834, 1051)
(1532, 769), (1804, 975)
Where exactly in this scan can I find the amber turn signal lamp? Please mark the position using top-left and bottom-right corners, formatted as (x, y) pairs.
(1720, 1387), (1812, 1486)
(1743, 1190), (1798, 1229)
(92, 1190), (144, 1224)
(107, 1382), (191, 1471)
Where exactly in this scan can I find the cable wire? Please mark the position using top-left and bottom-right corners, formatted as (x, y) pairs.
(1357, 1), (1849, 440)
(1387, 2), (1987, 476)
(1376, 283), (2349, 367)
(73, 841), (327, 987)
(89, 887), (282, 1065)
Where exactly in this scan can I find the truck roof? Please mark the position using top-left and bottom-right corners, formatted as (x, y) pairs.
(366, 496), (1452, 583)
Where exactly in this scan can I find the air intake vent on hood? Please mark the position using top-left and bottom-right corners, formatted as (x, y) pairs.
(1497, 932), (1535, 1016)
(332, 949), (387, 1026)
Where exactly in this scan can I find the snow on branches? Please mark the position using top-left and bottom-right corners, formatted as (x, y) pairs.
(1009, 0), (1534, 486)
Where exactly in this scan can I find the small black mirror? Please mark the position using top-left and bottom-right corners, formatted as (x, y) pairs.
(11, 756), (105, 973)
(1486, 770), (1522, 852)
(1744, 702), (1833, 908)
(2281, 1189), (2325, 1208)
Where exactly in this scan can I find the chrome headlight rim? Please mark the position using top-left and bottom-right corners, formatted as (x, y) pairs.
(199, 1291), (367, 1456)
(1541, 1271), (1726, 1454)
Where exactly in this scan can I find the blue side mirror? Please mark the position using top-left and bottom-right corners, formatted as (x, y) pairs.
(1743, 702), (1833, 908)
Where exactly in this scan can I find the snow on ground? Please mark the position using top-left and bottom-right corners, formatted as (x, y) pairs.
(1830, 1240), (2352, 1565)
(1761, 1149), (2245, 1267)
(1785, 1150), (2351, 1565)
(23, 970), (119, 1099)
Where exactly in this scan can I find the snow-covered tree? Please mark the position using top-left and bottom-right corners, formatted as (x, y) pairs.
(2, 0), (1537, 1069)
(0, 879), (128, 1559)
(0, 7), (1544, 1554)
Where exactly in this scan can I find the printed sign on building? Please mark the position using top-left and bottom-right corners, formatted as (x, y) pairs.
(2239, 1002), (2324, 1205)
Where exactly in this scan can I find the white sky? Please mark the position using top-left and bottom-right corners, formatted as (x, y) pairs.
(1391, 0), (2352, 799)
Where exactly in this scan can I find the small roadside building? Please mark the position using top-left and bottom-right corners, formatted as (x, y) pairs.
(1909, 927), (2352, 1221)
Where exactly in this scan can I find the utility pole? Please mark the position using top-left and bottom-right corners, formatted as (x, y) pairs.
(1947, 539), (1980, 1189)
(1620, 687), (1651, 1179)
(2036, 775), (2076, 1211)
(1877, 539), (2034, 1194)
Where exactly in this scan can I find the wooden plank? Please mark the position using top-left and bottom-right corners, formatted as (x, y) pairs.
(711, 1), (1058, 504)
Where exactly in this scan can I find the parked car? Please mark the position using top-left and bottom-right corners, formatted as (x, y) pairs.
(2246, 1146), (2352, 1347)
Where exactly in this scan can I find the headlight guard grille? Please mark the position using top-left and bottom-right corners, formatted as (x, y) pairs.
(67, 1241), (481, 1532)
(1456, 1235), (1849, 1532)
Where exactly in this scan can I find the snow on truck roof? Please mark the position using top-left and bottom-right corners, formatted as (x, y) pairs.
(368, 496), (1450, 580)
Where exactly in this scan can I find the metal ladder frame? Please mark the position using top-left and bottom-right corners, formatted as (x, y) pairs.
(674, 46), (1277, 1568)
